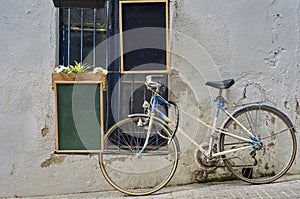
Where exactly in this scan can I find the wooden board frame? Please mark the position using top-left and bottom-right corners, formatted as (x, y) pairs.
(53, 80), (104, 153)
(119, 0), (169, 74)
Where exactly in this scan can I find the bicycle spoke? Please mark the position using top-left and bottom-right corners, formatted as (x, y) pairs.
(220, 105), (296, 184)
(100, 117), (179, 196)
(260, 128), (292, 142)
(244, 108), (256, 132)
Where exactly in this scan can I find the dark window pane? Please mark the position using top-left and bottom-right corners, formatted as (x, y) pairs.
(59, 8), (106, 67)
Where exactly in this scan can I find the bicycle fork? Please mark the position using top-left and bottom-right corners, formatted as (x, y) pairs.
(136, 113), (155, 158)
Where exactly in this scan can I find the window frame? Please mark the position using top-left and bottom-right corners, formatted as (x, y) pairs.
(119, 0), (170, 74)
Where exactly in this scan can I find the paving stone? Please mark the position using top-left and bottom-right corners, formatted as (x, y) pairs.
(23, 175), (300, 199)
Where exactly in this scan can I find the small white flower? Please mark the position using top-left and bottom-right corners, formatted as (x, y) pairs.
(55, 65), (63, 73)
(103, 69), (108, 75)
(93, 67), (108, 75)
(55, 65), (70, 74)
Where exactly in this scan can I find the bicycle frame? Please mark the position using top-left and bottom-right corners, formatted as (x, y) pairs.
(141, 90), (261, 161)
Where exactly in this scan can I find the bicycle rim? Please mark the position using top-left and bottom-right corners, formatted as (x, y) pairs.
(220, 105), (297, 184)
(100, 116), (179, 196)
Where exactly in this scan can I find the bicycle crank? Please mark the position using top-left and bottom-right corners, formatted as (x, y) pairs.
(194, 144), (219, 168)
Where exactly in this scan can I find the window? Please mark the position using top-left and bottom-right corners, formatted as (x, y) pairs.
(56, 1), (169, 131)
(119, 0), (169, 73)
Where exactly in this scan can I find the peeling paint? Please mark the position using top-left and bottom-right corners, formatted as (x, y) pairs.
(284, 101), (289, 109)
(41, 125), (49, 137)
(242, 85), (248, 99)
(194, 170), (206, 181)
(238, 82), (267, 104)
(170, 69), (190, 98)
(41, 154), (66, 168)
(264, 47), (286, 68)
(173, 0), (182, 18)
(174, 0), (179, 9)
(9, 164), (15, 176)
(104, 157), (126, 165)
(296, 98), (300, 116)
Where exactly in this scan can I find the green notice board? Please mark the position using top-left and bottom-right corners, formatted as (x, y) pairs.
(54, 81), (103, 153)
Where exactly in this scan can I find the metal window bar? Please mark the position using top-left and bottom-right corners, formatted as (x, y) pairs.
(112, 74), (168, 150)
(59, 6), (107, 68)
(67, 8), (71, 66)
(93, 8), (97, 67)
(80, 8), (84, 63)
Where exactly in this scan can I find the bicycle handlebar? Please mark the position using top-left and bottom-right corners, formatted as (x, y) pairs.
(145, 75), (162, 89)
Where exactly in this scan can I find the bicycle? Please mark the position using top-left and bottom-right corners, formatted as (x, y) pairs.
(99, 75), (297, 196)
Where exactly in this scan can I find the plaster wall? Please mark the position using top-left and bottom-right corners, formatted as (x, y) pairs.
(0, 0), (107, 197)
(169, 0), (300, 184)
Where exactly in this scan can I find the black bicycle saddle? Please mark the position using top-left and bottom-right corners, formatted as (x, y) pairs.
(205, 79), (235, 89)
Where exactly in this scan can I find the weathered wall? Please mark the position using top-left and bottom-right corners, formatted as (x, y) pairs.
(0, 0), (299, 197)
(0, 0), (107, 197)
(169, 0), (300, 184)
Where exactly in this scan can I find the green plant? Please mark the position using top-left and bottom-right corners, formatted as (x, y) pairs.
(55, 61), (108, 75)
(68, 61), (90, 73)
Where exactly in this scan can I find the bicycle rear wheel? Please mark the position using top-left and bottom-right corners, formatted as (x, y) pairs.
(220, 105), (297, 184)
(100, 116), (179, 196)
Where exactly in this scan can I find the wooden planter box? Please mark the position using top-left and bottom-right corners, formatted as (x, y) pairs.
(52, 73), (107, 90)
(52, 73), (106, 153)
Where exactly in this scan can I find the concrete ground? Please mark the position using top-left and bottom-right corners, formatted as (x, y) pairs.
(23, 174), (300, 199)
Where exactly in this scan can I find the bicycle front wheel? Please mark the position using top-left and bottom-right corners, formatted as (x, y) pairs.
(100, 116), (179, 196)
(220, 105), (297, 184)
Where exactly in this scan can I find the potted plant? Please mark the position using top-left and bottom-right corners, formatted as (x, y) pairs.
(52, 61), (108, 90)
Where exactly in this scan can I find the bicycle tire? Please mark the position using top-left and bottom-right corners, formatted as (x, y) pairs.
(100, 116), (179, 196)
(220, 104), (297, 184)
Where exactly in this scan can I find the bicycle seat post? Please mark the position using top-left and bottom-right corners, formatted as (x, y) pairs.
(215, 89), (225, 104)
(218, 89), (223, 98)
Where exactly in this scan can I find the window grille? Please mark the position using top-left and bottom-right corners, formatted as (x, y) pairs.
(59, 6), (107, 67)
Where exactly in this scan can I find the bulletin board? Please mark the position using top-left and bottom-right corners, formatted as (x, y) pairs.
(54, 80), (104, 153)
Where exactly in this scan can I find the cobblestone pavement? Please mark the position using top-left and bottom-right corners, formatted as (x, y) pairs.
(25, 175), (300, 199)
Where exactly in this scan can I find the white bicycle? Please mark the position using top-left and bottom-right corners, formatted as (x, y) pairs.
(100, 75), (297, 196)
